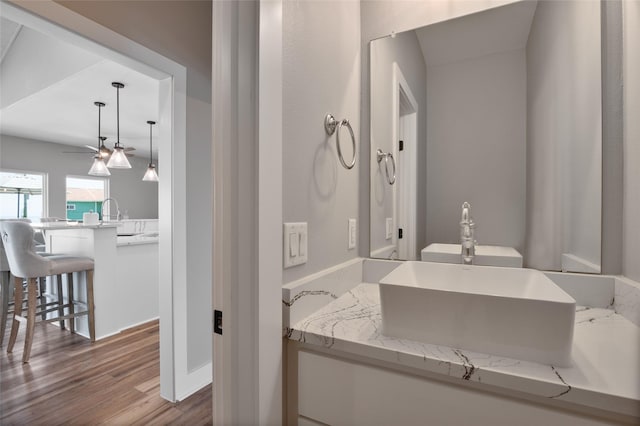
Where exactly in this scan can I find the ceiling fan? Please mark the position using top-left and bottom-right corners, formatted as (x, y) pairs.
(63, 138), (136, 157)
(86, 138), (136, 157)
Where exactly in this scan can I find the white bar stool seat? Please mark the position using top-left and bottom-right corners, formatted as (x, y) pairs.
(0, 221), (95, 363)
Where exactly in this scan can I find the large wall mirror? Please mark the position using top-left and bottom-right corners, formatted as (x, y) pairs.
(369, 0), (602, 273)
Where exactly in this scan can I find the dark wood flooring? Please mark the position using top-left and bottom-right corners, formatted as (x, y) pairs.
(0, 320), (212, 425)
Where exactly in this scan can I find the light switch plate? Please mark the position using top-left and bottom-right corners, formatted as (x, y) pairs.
(348, 218), (356, 249)
(284, 222), (307, 268)
(385, 218), (393, 240)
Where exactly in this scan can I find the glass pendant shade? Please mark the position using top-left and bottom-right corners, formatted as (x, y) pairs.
(142, 164), (159, 182)
(88, 155), (111, 176)
(107, 146), (132, 168)
(107, 82), (132, 169)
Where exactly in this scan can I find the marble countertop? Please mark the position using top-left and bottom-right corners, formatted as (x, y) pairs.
(287, 283), (640, 419)
(32, 222), (119, 230)
(116, 234), (159, 246)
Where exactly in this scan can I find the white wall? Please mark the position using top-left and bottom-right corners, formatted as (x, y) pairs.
(185, 94), (212, 370)
(369, 31), (427, 256)
(426, 49), (526, 253)
(0, 134), (158, 219)
(525, 0), (602, 271)
(282, 0), (360, 283)
(623, 0), (640, 282)
(54, 0), (213, 372)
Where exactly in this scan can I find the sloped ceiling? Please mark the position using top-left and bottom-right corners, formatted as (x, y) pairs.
(0, 17), (21, 63)
(0, 20), (160, 158)
(416, 1), (538, 67)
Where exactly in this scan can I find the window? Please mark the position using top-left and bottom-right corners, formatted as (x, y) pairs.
(0, 171), (46, 221)
(65, 176), (107, 221)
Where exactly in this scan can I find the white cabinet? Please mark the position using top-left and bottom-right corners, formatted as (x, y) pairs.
(295, 350), (619, 426)
(115, 219), (158, 235)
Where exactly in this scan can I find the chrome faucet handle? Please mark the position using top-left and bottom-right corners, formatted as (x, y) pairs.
(460, 202), (475, 264)
(461, 201), (471, 223)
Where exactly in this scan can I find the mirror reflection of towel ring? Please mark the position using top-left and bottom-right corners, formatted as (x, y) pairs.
(376, 148), (396, 185)
(325, 114), (356, 170)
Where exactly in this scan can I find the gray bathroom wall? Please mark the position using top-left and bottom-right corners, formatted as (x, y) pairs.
(282, 0), (361, 283)
(425, 48), (526, 253)
(601, 0), (624, 276)
(525, 0), (602, 271)
(0, 134), (159, 219)
(623, 0), (640, 283)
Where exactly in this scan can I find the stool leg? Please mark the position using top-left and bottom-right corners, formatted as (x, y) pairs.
(86, 270), (95, 342)
(67, 273), (75, 334)
(39, 277), (46, 320)
(7, 276), (23, 353)
(56, 274), (65, 330)
(22, 278), (37, 363)
(0, 272), (10, 347)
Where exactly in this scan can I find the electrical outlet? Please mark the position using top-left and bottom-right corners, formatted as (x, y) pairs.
(385, 218), (393, 240)
(284, 222), (307, 268)
(348, 218), (356, 249)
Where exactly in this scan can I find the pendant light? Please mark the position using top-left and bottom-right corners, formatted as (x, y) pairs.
(106, 82), (132, 169)
(142, 120), (159, 182)
(88, 101), (111, 176)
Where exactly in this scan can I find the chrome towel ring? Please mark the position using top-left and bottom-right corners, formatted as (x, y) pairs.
(376, 148), (396, 185)
(325, 113), (356, 170)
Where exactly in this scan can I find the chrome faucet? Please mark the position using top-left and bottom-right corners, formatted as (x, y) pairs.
(460, 202), (476, 265)
(101, 198), (121, 222)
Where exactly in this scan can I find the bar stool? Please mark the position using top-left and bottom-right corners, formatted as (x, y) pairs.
(0, 237), (10, 347)
(0, 218), (42, 347)
(1, 219), (65, 347)
(0, 221), (96, 362)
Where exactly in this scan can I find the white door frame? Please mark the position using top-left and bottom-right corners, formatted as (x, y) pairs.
(392, 63), (418, 260)
(1, 0), (191, 401)
(212, 0), (283, 424)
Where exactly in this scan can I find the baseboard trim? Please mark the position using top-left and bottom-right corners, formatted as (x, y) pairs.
(176, 362), (213, 401)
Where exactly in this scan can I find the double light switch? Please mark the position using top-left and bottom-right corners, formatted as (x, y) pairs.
(284, 222), (308, 268)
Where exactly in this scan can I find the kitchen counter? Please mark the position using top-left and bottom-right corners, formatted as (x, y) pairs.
(32, 222), (119, 230)
(37, 222), (158, 339)
(287, 283), (640, 419)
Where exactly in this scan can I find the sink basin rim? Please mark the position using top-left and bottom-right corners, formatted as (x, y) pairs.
(379, 261), (575, 304)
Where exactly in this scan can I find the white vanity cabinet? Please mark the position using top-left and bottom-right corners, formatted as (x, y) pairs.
(290, 348), (626, 426)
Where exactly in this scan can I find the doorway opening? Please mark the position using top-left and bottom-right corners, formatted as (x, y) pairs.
(392, 63), (419, 260)
(0, 1), (189, 402)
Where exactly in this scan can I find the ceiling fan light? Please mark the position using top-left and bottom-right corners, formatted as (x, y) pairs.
(142, 164), (159, 182)
(107, 146), (132, 168)
(99, 143), (111, 158)
(88, 155), (111, 176)
(89, 101), (110, 176)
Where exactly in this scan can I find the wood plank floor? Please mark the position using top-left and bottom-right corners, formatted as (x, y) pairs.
(0, 320), (212, 425)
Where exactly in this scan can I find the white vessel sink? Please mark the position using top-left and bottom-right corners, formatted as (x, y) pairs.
(379, 261), (576, 366)
(421, 243), (523, 267)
